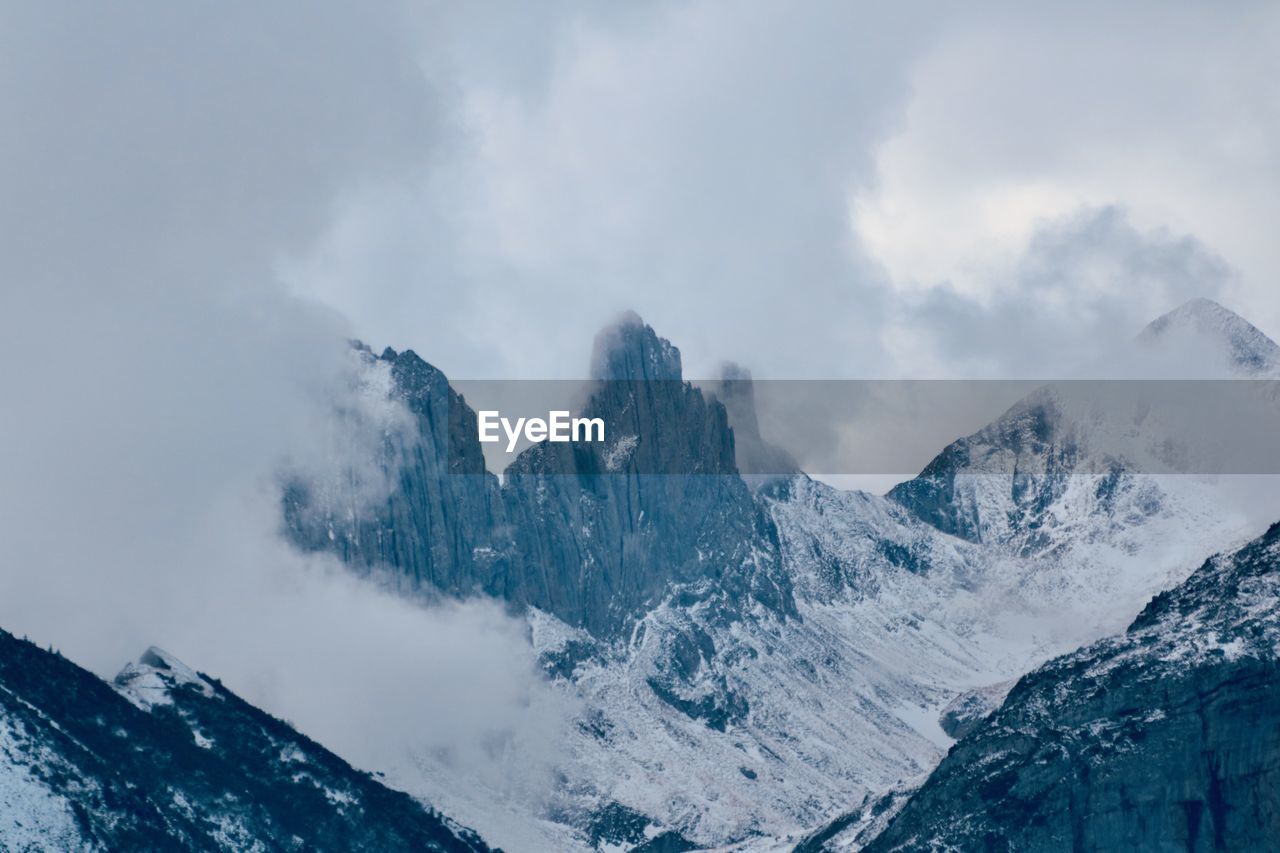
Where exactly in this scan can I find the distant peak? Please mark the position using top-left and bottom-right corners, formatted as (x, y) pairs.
(114, 646), (215, 710)
(718, 361), (754, 384)
(1146, 297), (1235, 325)
(1139, 297), (1280, 375)
(589, 312), (683, 381)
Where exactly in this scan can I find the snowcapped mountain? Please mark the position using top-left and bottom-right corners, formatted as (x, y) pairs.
(274, 298), (1280, 850)
(1138, 296), (1280, 376)
(0, 630), (492, 852)
(860, 520), (1280, 852)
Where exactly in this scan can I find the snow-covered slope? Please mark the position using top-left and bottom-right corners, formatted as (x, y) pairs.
(863, 521), (1280, 852)
(392, 458), (1261, 851)
(0, 630), (491, 852)
(506, 301), (1280, 849)
(275, 298), (1280, 851)
(1138, 296), (1280, 376)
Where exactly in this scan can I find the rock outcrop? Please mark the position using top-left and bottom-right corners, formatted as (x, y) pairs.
(0, 630), (491, 852)
(864, 522), (1280, 852)
(287, 315), (793, 640)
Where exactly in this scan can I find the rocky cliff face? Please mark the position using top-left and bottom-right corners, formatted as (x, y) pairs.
(707, 362), (798, 480)
(284, 344), (515, 599)
(503, 315), (794, 637)
(885, 388), (1146, 554)
(0, 630), (491, 852)
(288, 316), (793, 640)
(280, 300), (1280, 850)
(863, 522), (1280, 852)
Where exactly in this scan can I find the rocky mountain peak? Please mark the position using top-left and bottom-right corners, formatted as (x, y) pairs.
(114, 646), (216, 710)
(709, 362), (797, 478)
(589, 311), (683, 382)
(1138, 296), (1280, 375)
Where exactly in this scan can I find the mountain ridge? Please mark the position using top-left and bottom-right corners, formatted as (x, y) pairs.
(0, 629), (493, 852)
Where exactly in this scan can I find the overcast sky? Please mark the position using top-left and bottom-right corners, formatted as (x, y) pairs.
(273, 0), (1280, 380)
(1, 3), (1278, 840)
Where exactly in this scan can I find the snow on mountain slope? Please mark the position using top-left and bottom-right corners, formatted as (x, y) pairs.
(504, 302), (1280, 849)
(399, 466), (1255, 851)
(0, 715), (88, 852)
(274, 299), (1280, 851)
(863, 521), (1280, 852)
(1138, 296), (1280, 376)
(0, 629), (492, 852)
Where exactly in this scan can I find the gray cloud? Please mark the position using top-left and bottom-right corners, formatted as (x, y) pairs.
(0, 2), (568, 836)
(901, 206), (1237, 377)
(283, 1), (948, 380)
(3, 1), (1280, 840)
(277, 1), (1280, 384)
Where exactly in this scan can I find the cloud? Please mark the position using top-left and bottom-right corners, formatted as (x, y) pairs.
(276, 1), (1280, 385)
(282, 1), (947, 380)
(892, 206), (1237, 376)
(4, 1), (1280, 839)
(856, 0), (1280, 342)
(0, 0), (569, 835)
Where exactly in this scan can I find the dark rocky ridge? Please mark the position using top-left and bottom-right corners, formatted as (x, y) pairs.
(283, 344), (515, 599)
(504, 316), (794, 636)
(286, 315), (794, 639)
(862, 522), (1280, 852)
(0, 630), (491, 852)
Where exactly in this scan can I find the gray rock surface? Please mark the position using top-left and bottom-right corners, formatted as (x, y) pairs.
(287, 315), (794, 640)
(503, 316), (794, 636)
(863, 522), (1280, 852)
(284, 344), (515, 599)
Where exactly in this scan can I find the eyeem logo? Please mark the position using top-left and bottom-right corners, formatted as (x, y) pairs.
(478, 411), (605, 452)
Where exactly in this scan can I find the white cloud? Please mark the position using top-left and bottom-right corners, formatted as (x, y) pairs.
(857, 2), (1280, 338)
(0, 1), (570, 826)
(283, 1), (945, 380)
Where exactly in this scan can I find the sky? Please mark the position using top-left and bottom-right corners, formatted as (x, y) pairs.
(276, 0), (1280, 380)
(1, 1), (1279, 841)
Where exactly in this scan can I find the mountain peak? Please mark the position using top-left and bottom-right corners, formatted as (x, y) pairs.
(589, 312), (683, 381)
(1139, 297), (1280, 374)
(709, 362), (798, 478)
(114, 646), (215, 710)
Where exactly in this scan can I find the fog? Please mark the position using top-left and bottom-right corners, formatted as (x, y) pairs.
(2, 2), (1280, 845)
(0, 1), (571, 838)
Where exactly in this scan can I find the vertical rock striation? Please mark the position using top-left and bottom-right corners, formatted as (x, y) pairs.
(286, 315), (793, 640)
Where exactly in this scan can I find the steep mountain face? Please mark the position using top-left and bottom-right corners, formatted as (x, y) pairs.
(503, 316), (794, 637)
(707, 362), (798, 480)
(284, 343), (514, 599)
(890, 299), (1280, 555)
(882, 384), (1198, 560)
(864, 522), (1280, 853)
(280, 300), (1279, 850)
(288, 319), (792, 641)
(0, 630), (490, 852)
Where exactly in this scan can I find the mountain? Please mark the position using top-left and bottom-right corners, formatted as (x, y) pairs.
(1139, 296), (1280, 375)
(890, 298), (1278, 550)
(288, 316), (792, 640)
(861, 521), (1280, 852)
(280, 301), (1279, 850)
(0, 630), (491, 852)
(706, 362), (799, 481)
(283, 342), (514, 599)
(503, 315), (795, 637)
